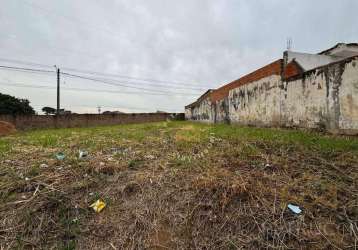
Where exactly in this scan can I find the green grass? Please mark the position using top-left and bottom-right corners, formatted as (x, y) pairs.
(0, 139), (11, 156)
(206, 123), (358, 152)
(1, 121), (357, 156)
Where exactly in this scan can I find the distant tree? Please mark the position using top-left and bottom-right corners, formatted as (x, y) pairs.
(0, 93), (35, 115)
(42, 106), (56, 115)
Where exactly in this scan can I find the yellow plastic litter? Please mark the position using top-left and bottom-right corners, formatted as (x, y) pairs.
(90, 199), (106, 213)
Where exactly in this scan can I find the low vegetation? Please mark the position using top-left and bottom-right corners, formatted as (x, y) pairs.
(0, 121), (357, 249)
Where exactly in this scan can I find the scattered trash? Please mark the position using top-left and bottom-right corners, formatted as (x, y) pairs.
(288, 204), (302, 214)
(265, 163), (271, 168)
(55, 152), (65, 161)
(110, 148), (119, 154)
(89, 192), (94, 196)
(145, 154), (155, 160)
(40, 163), (48, 168)
(90, 199), (106, 213)
(25, 177), (30, 181)
(79, 150), (88, 159)
(209, 135), (222, 144)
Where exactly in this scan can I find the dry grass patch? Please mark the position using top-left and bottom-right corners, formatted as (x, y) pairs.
(0, 121), (357, 249)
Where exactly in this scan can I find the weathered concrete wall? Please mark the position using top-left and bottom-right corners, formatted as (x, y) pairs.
(211, 60), (283, 102)
(0, 113), (184, 130)
(229, 75), (282, 126)
(185, 97), (213, 123)
(337, 59), (358, 131)
(214, 98), (230, 123)
(185, 56), (358, 134)
(229, 57), (358, 133)
(185, 97), (230, 124)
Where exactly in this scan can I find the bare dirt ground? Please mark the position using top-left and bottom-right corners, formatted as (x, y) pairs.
(0, 121), (16, 136)
(0, 121), (357, 249)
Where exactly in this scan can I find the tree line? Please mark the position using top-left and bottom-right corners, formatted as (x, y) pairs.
(0, 92), (57, 115)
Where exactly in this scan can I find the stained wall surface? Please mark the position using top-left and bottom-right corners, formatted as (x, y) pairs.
(185, 56), (358, 134)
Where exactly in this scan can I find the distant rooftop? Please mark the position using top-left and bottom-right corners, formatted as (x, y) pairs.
(319, 43), (358, 57)
(285, 43), (358, 71)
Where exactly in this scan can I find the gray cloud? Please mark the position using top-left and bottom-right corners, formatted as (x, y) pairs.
(0, 0), (357, 113)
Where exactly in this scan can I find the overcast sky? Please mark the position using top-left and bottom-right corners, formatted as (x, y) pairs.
(0, 0), (357, 113)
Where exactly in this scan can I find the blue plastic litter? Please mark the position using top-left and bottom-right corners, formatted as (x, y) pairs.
(55, 152), (65, 161)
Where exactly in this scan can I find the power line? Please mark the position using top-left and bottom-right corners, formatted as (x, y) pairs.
(0, 65), (55, 74)
(0, 56), (206, 88)
(0, 62), (204, 93)
(0, 64), (204, 92)
(0, 67), (55, 76)
(0, 63), (202, 95)
(61, 72), (201, 95)
(61, 70), (206, 91)
(0, 81), (197, 97)
(0, 57), (53, 69)
(61, 66), (206, 88)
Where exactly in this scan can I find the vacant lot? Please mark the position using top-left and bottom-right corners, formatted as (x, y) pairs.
(0, 121), (357, 249)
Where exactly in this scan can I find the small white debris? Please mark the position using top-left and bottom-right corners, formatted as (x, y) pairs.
(99, 162), (105, 167)
(25, 177), (30, 181)
(288, 204), (302, 214)
(40, 163), (48, 168)
(145, 154), (155, 160)
(79, 150), (88, 159)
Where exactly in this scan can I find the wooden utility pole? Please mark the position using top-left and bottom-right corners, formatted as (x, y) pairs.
(56, 67), (60, 115)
